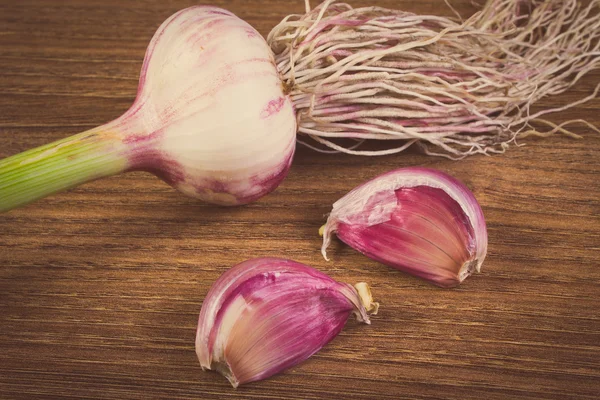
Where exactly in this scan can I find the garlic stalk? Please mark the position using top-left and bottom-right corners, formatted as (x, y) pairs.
(321, 168), (487, 288)
(0, 6), (296, 212)
(195, 257), (378, 387)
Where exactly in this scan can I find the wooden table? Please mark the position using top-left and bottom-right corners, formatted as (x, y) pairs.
(1, 1), (598, 399)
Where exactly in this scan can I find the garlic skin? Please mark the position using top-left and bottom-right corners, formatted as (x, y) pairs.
(321, 168), (487, 288)
(195, 257), (378, 387)
(123, 6), (297, 205)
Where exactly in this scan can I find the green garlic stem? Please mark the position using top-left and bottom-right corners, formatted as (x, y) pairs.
(0, 125), (129, 213)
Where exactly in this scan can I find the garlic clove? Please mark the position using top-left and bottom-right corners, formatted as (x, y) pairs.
(321, 167), (487, 288)
(195, 257), (378, 387)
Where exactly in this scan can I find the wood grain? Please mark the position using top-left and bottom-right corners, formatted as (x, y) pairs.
(0, 0), (599, 399)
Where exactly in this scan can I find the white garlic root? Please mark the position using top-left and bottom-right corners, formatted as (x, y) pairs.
(269, 0), (600, 158)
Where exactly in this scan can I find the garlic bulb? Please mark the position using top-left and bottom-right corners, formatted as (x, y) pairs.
(0, 6), (296, 212)
(195, 257), (378, 387)
(321, 168), (488, 288)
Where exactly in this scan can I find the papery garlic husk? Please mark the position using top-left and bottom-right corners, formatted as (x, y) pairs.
(321, 167), (488, 288)
(195, 257), (378, 387)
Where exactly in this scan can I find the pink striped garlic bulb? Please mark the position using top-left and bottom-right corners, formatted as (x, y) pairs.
(131, 7), (296, 205)
(0, 6), (296, 212)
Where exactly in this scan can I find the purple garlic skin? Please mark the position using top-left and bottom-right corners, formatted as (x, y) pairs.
(322, 167), (488, 288)
(195, 257), (377, 387)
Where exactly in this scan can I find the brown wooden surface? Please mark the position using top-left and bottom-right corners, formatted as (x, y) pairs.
(0, 0), (599, 399)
